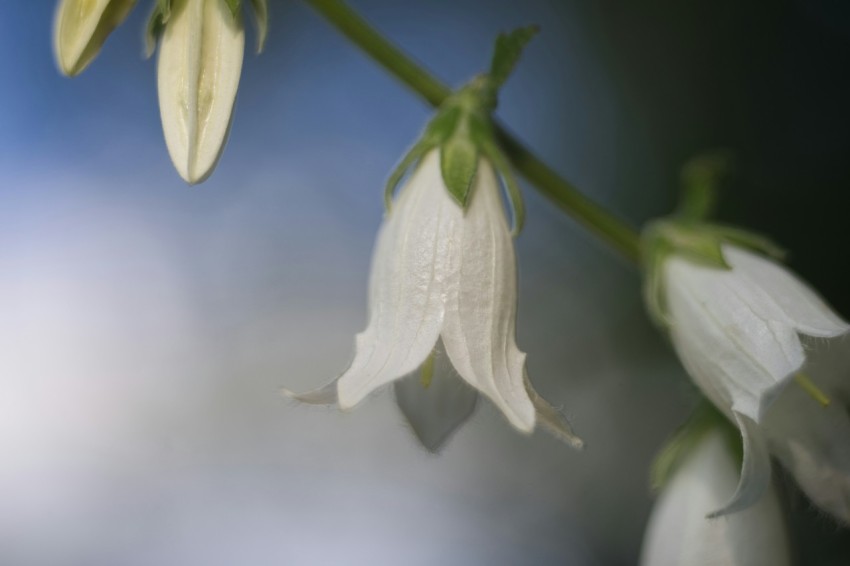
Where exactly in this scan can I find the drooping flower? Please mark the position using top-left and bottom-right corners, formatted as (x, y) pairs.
(641, 428), (791, 566)
(649, 223), (849, 515)
(286, 149), (582, 447)
(156, 0), (245, 184)
(53, 0), (136, 76)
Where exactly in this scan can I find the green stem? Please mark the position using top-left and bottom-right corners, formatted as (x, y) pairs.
(304, 0), (641, 264)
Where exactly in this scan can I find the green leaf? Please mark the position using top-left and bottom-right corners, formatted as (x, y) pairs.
(249, 0), (269, 53)
(145, 0), (173, 59)
(440, 133), (479, 207)
(489, 25), (540, 88)
(677, 150), (733, 221)
(223, 0), (241, 18)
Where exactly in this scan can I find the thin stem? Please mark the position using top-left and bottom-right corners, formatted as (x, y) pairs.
(304, 0), (642, 264)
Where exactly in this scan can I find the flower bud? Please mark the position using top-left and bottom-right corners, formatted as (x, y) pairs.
(53, 0), (136, 76)
(157, 0), (245, 184)
(641, 430), (791, 566)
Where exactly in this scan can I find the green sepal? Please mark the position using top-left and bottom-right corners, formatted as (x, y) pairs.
(249, 0), (268, 53)
(440, 131), (479, 207)
(144, 0), (172, 59)
(490, 25), (540, 89)
(223, 0), (242, 18)
(384, 106), (461, 210)
(646, 220), (730, 270)
(651, 401), (740, 490)
(640, 220), (730, 326)
(384, 138), (435, 210)
(701, 223), (786, 261)
(677, 150), (733, 221)
(479, 134), (525, 236)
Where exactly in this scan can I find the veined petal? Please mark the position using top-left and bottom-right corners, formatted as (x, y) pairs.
(640, 430), (790, 566)
(393, 340), (478, 453)
(441, 157), (535, 432)
(54, 0), (136, 76)
(665, 257), (805, 421)
(707, 413), (772, 518)
(764, 341), (850, 524)
(337, 150), (461, 408)
(157, 0), (245, 184)
(724, 245), (849, 338)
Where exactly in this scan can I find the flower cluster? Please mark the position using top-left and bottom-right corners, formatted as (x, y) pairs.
(53, 0), (267, 183)
(51, 2), (850, 561)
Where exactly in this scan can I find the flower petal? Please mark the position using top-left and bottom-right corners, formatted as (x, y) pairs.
(157, 0), (245, 184)
(665, 257), (805, 421)
(707, 413), (772, 518)
(441, 158), (535, 432)
(393, 340), (478, 453)
(724, 245), (849, 338)
(764, 342), (850, 524)
(640, 430), (790, 566)
(524, 374), (583, 448)
(54, 0), (136, 76)
(337, 151), (460, 409)
(281, 379), (338, 405)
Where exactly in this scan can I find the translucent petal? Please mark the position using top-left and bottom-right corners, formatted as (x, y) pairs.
(53, 0), (136, 76)
(393, 341), (478, 453)
(524, 374), (583, 448)
(281, 379), (338, 405)
(764, 342), (850, 524)
(441, 158), (535, 432)
(640, 430), (790, 566)
(337, 151), (461, 408)
(707, 413), (773, 518)
(157, 0), (245, 184)
(724, 245), (849, 338)
(666, 258), (805, 421)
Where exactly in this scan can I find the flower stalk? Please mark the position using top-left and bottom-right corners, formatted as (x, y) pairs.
(303, 0), (641, 263)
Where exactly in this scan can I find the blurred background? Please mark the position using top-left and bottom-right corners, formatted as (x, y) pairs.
(1, 0), (850, 564)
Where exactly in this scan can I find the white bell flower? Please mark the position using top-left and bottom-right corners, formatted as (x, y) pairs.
(287, 150), (581, 447)
(157, 0), (245, 184)
(53, 0), (136, 76)
(663, 243), (849, 515)
(640, 429), (791, 566)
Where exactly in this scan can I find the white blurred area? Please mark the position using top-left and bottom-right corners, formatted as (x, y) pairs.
(0, 161), (685, 565)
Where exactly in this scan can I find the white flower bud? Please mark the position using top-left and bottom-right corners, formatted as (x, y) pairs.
(53, 0), (136, 76)
(157, 0), (245, 184)
(640, 430), (791, 566)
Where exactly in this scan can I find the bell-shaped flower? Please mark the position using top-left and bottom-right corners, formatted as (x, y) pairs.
(53, 0), (136, 76)
(286, 150), (582, 448)
(763, 338), (850, 524)
(640, 429), (791, 566)
(157, 0), (245, 184)
(661, 242), (849, 515)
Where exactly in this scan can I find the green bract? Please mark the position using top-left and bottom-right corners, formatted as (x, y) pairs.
(384, 26), (539, 235)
